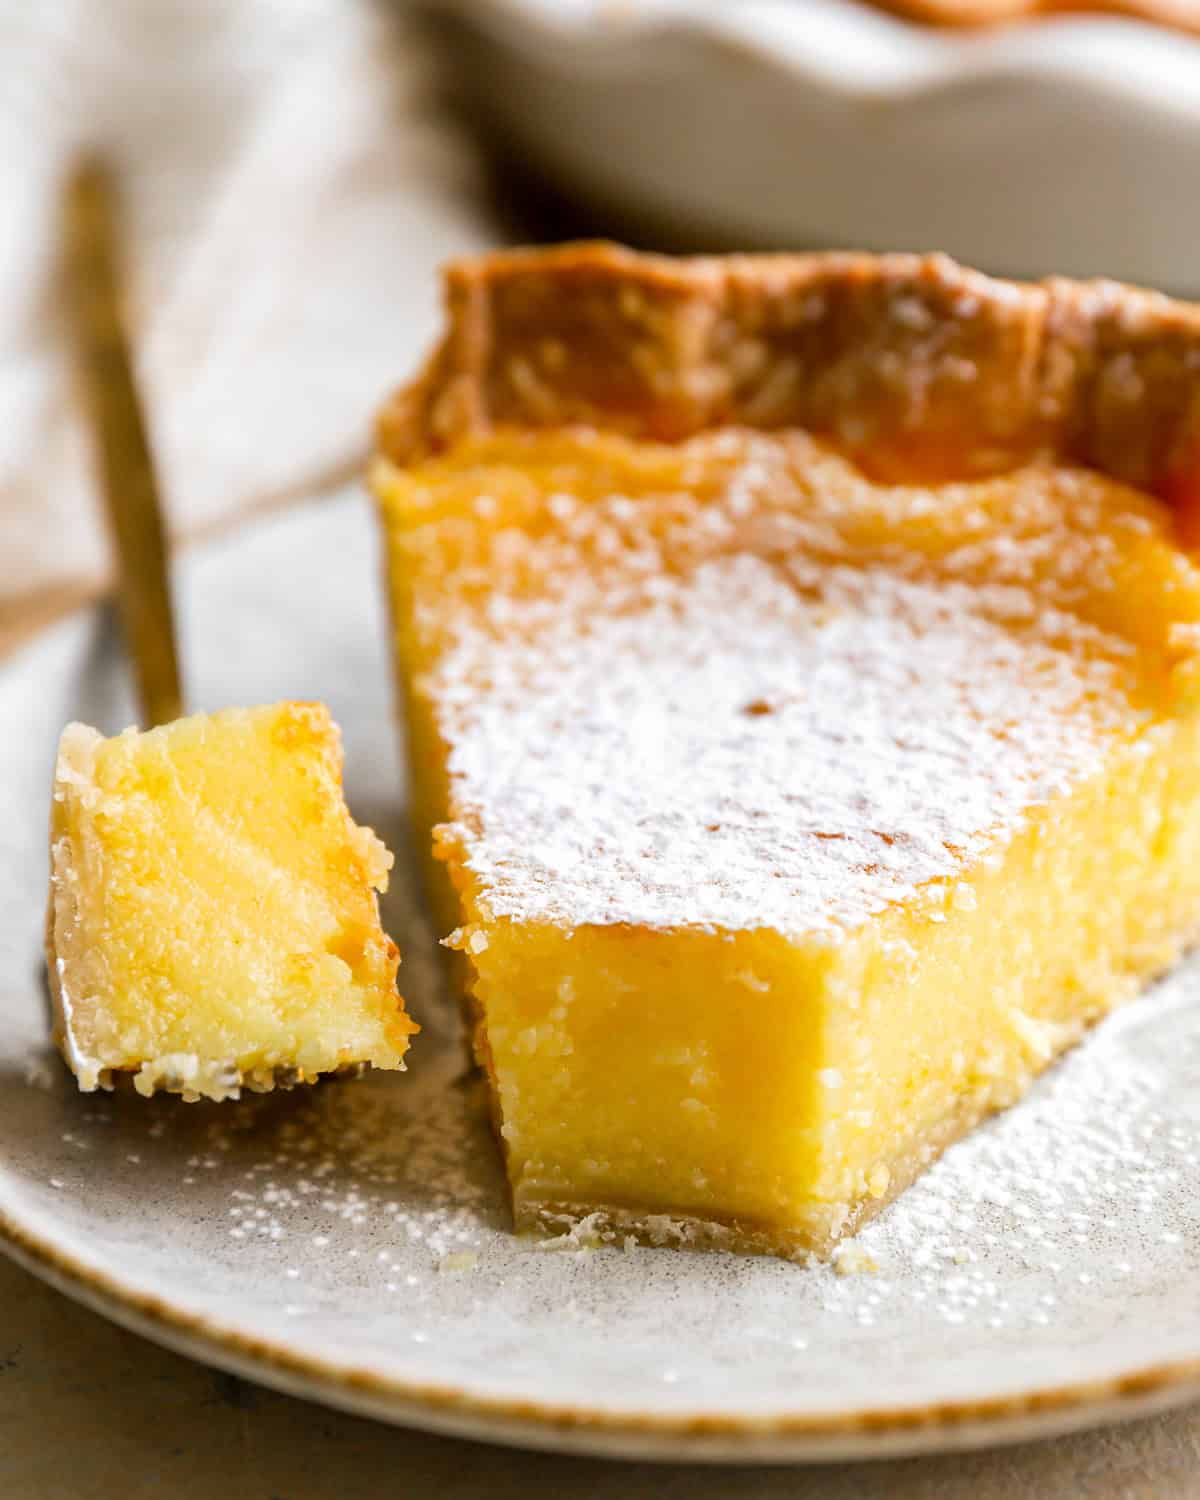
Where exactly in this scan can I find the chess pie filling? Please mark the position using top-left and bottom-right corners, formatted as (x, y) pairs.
(47, 704), (416, 1101)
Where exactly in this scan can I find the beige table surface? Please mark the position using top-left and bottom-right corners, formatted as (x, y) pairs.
(0, 1247), (1197, 1499)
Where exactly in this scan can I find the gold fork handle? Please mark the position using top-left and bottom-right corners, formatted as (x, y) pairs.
(62, 155), (183, 729)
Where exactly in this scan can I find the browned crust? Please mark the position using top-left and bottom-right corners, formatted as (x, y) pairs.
(867, 0), (1200, 35)
(377, 242), (1200, 509)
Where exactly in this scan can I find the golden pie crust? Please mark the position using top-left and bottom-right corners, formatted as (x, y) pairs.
(379, 242), (1200, 533)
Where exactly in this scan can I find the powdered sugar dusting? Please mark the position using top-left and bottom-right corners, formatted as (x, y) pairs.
(824, 975), (1200, 1337)
(439, 555), (1137, 934)
(392, 429), (1180, 935)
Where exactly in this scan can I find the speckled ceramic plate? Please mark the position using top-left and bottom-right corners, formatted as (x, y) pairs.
(3, 491), (1200, 1462)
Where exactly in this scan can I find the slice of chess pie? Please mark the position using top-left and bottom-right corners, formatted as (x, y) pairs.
(374, 244), (1200, 1256)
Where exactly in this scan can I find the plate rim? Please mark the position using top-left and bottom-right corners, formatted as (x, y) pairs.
(4, 1184), (1200, 1461)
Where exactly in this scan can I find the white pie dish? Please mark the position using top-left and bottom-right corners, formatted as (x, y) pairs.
(420, 0), (1200, 294)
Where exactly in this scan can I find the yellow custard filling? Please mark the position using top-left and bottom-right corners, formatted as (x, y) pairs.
(47, 702), (416, 1101)
(376, 427), (1200, 1255)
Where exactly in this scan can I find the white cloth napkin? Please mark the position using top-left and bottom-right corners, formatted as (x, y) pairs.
(0, 0), (494, 650)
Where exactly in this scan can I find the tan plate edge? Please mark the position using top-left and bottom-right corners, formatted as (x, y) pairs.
(3, 1200), (1200, 1461)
